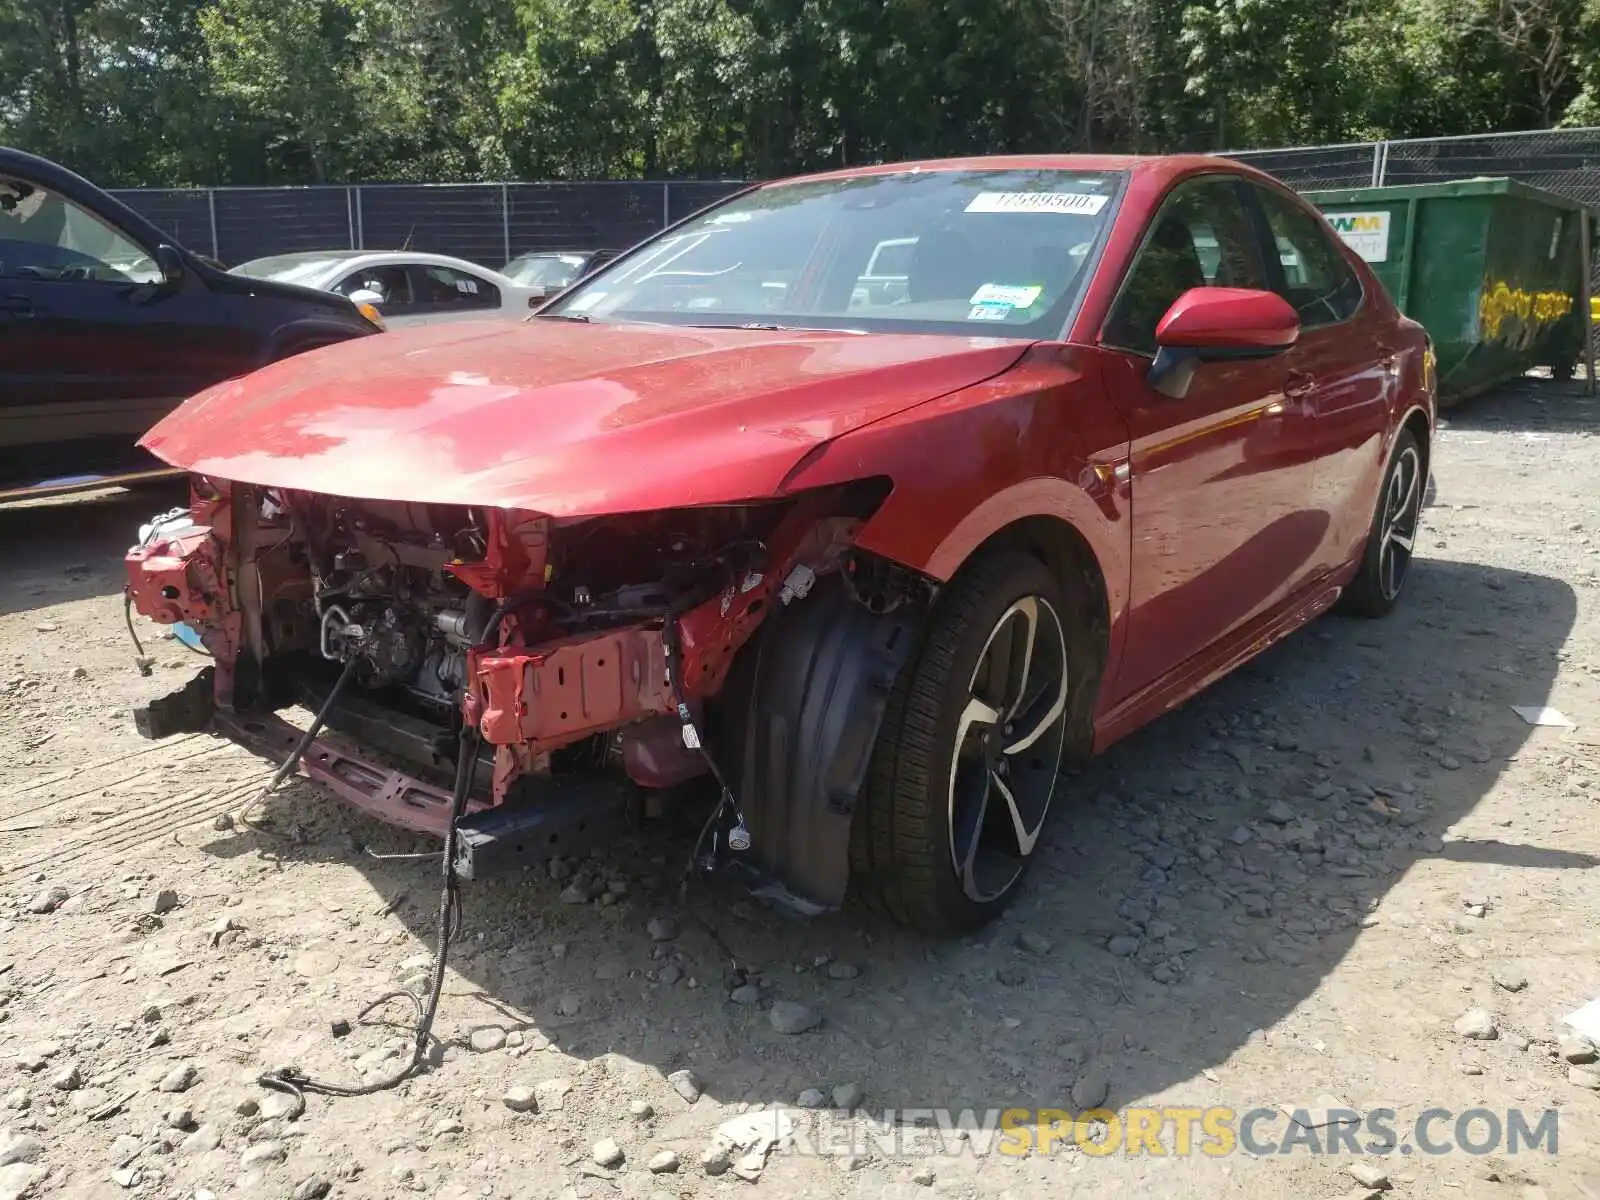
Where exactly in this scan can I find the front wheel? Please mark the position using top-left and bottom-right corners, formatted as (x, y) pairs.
(1338, 427), (1425, 618)
(854, 551), (1074, 932)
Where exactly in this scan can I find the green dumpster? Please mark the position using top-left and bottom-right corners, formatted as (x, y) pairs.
(1302, 177), (1593, 404)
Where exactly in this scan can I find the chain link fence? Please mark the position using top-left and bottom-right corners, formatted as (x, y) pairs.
(1227, 127), (1600, 207)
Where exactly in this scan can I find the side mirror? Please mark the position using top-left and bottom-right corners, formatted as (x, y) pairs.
(348, 288), (383, 308)
(1147, 288), (1300, 399)
(155, 244), (185, 286)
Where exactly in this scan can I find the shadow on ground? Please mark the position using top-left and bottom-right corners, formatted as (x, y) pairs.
(195, 548), (1578, 1120)
(0, 482), (187, 616)
(1443, 373), (1600, 436)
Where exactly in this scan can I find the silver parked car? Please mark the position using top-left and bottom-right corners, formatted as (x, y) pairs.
(229, 250), (544, 327)
(501, 249), (618, 299)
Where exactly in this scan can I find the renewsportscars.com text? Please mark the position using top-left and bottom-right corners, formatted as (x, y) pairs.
(784, 1105), (1560, 1158)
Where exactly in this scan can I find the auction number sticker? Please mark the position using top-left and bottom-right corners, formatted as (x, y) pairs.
(970, 283), (1042, 309)
(966, 192), (1109, 215)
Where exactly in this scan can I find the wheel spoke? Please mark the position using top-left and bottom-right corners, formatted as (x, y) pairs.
(951, 763), (991, 890)
(991, 768), (1046, 854)
(1388, 527), (1414, 553)
(1397, 456), (1419, 522)
(1004, 686), (1068, 756)
(1003, 598), (1039, 721)
(956, 696), (1002, 745)
(948, 697), (999, 883)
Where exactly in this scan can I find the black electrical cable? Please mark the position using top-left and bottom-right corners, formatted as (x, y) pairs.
(661, 612), (749, 876)
(123, 594), (151, 678)
(123, 594), (146, 660)
(248, 572), (751, 1115)
(258, 723), (481, 1117)
(236, 654), (362, 839)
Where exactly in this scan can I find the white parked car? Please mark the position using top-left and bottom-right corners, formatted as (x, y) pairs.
(229, 250), (543, 327)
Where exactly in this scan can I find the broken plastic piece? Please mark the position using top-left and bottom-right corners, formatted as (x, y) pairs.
(1510, 705), (1575, 728)
(779, 564), (816, 606)
(1565, 997), (1600, 1044)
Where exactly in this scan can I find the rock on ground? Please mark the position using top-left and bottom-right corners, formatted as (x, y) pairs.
(768, 1001), (822, 1034)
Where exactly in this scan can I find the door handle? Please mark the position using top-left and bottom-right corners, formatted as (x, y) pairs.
(0, 295), (37, 318)
(1284, 371), (1315, 400)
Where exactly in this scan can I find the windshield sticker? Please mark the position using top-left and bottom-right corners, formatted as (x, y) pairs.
(967, 303), (1012, 322)
(568, 291), (606, 312)
(970, 283), (1042, 309)
(966, 191), (1109, 216)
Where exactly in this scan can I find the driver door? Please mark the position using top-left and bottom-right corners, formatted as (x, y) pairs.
(0, 171), (246, 465)
(1098, 174), (1324, 706)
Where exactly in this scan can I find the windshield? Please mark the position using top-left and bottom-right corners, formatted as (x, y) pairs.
(231, 254), (354, 288)
(547, 169), (1124, 336)
(505, 253), (588, 288)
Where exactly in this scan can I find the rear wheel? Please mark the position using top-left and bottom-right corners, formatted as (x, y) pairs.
(1338, 427), (1425, 618)
(854, 551), (1073, 932)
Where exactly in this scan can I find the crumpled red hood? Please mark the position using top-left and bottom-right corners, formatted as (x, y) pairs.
(141, 320), (1030, 515)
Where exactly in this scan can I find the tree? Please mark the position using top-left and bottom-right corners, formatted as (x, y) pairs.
(6, 0), (1600, 186)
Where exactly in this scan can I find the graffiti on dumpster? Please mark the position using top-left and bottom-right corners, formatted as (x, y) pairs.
(1478, 280), (1574, 346)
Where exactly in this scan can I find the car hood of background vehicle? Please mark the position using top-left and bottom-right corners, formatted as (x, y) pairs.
(140, 320), (1031, 515)
(205, 262), (367, 315)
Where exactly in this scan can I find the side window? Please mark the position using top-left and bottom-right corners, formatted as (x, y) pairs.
(335, 266), (413, 311)
(0, 177), (161, 284)
(1104, 177), (1268, 356)
(412, 265), (500, 310)
(1254, 186), (1363, 328)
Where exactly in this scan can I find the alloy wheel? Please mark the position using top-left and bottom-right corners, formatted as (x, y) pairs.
(946, 595), (1071, 903)
(1379, 445), (1423, 601)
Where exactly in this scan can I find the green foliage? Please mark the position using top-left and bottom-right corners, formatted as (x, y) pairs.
(1, 0), (1596, 184)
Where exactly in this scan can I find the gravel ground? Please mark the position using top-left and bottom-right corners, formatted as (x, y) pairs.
(2, 377), (1600, 1200)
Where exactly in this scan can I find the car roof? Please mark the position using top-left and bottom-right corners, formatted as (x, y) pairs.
(234, 249), (522, 285)
(235, 250), (366, 268)
(763, 153), (1258, 189)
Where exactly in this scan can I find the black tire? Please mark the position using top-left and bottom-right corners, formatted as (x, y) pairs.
(853, 550), (1074, 933)
(1338, 427), (1425, 618)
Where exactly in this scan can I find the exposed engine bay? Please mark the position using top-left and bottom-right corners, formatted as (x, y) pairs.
(125, 475), (908, 840)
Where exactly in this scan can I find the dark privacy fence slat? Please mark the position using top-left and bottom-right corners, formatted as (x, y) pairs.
(106, 181), (747, 268)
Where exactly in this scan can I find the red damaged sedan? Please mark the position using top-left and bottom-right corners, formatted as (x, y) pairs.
(126, 155), (1434, 933)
